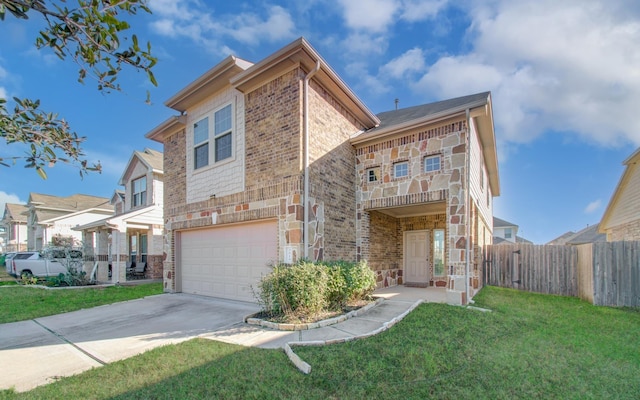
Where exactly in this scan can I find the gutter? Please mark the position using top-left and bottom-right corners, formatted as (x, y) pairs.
(303, 61), (321, 259)
(465, 108), (471, 303)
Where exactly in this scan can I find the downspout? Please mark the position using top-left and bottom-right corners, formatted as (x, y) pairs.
(465, 108), (471, 303)
(303, 60), (321, 260)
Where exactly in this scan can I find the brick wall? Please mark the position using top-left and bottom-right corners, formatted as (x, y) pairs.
(245, 69), (303, 188)
(307, 80), (364, 261)
(162, 128), (186, 291)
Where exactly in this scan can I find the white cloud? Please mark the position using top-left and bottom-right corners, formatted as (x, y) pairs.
(379, 48), (427, 79)
(400, 0), (448, 22)
(584, 199), (602, 214)
(340, 33), (389, 56)
(148, 3), (296, 54)
(413, 0), (640, 147)
(337, 0), (401, 33)
(0, 65), (7, 80)
(0, 191), (26, 218)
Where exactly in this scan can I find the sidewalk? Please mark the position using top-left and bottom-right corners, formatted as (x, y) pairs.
(201, 286), (448, 373)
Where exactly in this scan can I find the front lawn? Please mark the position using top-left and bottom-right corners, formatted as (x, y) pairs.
(2, 286), (639, 399)
(0, 283), (162, 324)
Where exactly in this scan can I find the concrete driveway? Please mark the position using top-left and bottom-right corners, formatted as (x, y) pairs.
(0, 293), (259, 392)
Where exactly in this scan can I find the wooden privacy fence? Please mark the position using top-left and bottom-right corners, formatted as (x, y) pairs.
(484, 241), (640, 307)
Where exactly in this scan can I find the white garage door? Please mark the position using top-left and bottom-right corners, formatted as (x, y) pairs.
(179, 220), (278, 302)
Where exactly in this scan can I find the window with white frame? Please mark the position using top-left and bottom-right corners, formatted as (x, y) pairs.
(504, 228), (512, 239)
(193, 117), (209, 169)
(366, 167), (380, 183)
(193, 103), (233, 169)
(394, 161), (408, 178)
(132, 176), (147, 207)
(424, 154), (441, 172)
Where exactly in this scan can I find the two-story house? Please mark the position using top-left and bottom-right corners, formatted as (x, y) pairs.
(146, 37), (499, 305)
(1, 203), (29, 252)
(75, 148), (164, 282)
(25, 193), (113, 251)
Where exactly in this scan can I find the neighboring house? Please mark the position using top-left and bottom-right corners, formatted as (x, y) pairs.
(493, 217), (518, 244)
(146, 37), (500, 305)
(75, 148), (164, 282)
(1, 203), (29, 252)
(25, 193), (113, 251)
(547, 224), (606, 245)
(599, 147), (640, 241)
(492, 217), (532, 244)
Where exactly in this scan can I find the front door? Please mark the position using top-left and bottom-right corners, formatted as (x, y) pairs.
(404, 230), (430, 285)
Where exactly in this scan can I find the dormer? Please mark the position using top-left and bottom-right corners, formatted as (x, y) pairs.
(118, 148), (164, 212)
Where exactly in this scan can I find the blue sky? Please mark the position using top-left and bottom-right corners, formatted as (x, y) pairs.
(1, 0), (638, 244)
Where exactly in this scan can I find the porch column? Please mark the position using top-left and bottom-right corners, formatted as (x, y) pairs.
(446, 141), (469, 306)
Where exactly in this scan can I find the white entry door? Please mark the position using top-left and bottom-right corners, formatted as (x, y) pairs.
(404, 230), (430, 285)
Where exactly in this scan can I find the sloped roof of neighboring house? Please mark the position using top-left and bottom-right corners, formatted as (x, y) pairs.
(565, 224), (606, 245)
(118, 148), (164, 186)
(516, 236), (533, 244)
(3, 203), (28, 222)
(351, 92), (500, 196)
(599, 146), (640, 234)
(547, 224), (605, 245)
(547, 231), (576, 245)
(493, 216), (517, 228)
(111, 190), (125, 205)
(493, 235), (533, 245)
(74, 204), (163, 232)
(28, 193), (113, 223)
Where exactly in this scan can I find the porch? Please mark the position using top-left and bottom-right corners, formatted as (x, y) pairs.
(374, 285), (448, 303)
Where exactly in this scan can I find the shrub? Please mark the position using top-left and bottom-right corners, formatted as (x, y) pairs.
(256, 260), (377, 318)
(257, 262), (328, 317)
(342, 260), (376, 300)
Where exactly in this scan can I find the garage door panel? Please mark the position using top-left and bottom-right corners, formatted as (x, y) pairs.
(180, 220), (277, 302)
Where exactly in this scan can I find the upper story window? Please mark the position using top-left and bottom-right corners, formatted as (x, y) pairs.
(366, 167), (380, 183)
(394, 161), (408, 178)
(504, 228), (512, 239)
(424, 155), (441, 172)
(193, 103), (234, 170)
(132, 176), (147, 207)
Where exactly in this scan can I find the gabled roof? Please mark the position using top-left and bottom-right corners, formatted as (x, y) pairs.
(547, 224), (605, 245)
(165, 56), (254, 112)
(566, 224), (606, 245)
(369, 92), (491, 133)
(148, 37), (381, 145)
(118, 148), (164, 186)
(28, 193), (112, 212)
(546, 231), (576, 245)
(3, 203), (28, 222)
(599, 147), (640, 233)
(351, 92), (500, 196)
(231, 37), (379, 128)
(493, 216), (517, 228)
(110, 190), (125, 205)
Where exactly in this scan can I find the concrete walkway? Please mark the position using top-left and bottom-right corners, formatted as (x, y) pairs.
(0, 286), (446, 392)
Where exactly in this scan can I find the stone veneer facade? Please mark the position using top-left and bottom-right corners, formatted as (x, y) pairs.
(355, 118), (479, 302)
(607, 219), (640, 241)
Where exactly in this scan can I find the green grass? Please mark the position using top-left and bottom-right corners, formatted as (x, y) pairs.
(0, 283), (162, 324)
(2, 286), (639, 399)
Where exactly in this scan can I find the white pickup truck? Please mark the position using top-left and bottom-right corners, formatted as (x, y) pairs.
(9, 250), (83, 278)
